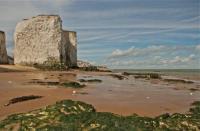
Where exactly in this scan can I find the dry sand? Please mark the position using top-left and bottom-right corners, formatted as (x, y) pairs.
(0, 65), (200, 120)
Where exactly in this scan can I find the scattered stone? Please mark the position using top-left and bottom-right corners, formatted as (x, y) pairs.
(72, 90), (76, 94)
(77, 60), (111, 72)
(77, 60), (93, 68)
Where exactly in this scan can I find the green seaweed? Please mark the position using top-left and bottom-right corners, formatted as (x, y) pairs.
(5, 95), (43, 106)
(163, 78), (194, 84)
(123, 72), (161, 79)
(0, 100), (200, 130)
(33, 57), (67, 71)
(29, 80), (85, 89)
(78, 66), (112, 72)
(78, 79), (102, 83)
(61, 82), (85, 88)
(79, 66), (99, 71)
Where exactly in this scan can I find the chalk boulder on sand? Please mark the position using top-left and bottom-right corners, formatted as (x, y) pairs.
(14, 15), (77, 67)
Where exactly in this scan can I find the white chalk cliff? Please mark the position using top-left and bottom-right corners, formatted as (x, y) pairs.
(14, 15), (77, 67)
(0, 31), (8, 64)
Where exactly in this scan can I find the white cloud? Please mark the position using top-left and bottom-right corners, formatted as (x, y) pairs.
(161, 54), (195, 64)
(0, 0), (72, 56)
(108, 54), (197, 69)
(196, 44), (200, 51)
(106, 45), (199, 69)
(111, 46), (135, 57)
(109, 45), (166, 58)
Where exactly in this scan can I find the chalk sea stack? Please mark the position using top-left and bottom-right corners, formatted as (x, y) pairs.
(0, 31), (8, 64)
(14, 15), (77, 67)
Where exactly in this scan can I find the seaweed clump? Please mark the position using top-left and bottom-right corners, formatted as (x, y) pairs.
(61, 82), (85, 88)
(163, 78), (194, 84)
(79, 66), (99, 71)
(29, 80), (85, 88)
(33, 57), (67, 71)
(5, 95), (43, 106)
(77, 66), (111, 72)
(0, 100), (200, 130)
(123, 72), (161, 79)
(78, 79), (102, 83)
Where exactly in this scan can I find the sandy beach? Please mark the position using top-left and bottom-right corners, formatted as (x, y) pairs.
(0, 65), (199, 120)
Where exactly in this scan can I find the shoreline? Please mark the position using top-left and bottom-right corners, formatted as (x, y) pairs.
(0, 65), (200, 120)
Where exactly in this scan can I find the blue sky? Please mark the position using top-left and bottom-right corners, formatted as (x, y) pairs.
(0, 0), (199, 69)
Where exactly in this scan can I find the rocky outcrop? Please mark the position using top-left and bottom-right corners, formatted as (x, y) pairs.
(0, 31), (8, 64)
(77, 60), (93, 68)
(77, 60), (111, 72)
(14, 15), (77, 67)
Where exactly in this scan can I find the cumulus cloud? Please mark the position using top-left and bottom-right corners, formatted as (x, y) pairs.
(108, 54), (197, 69)
(0, 0), (199, 69)
(108, 45), (199, 59)
(196, 44), (200, 51)
(160, 54), (195, 64)
(106, 45), (199, 69)
(109, 45), (166, 58)
(111, 46), (135, 58)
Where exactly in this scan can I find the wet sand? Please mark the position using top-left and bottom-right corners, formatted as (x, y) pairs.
(0, 66), (200, 120)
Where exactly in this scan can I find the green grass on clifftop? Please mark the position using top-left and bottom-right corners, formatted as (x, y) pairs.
(0, 100), (200, 130)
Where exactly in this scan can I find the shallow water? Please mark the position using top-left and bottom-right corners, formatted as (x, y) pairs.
(113, 69), (200, 81)
(74, 74), (200, 116)
(0, 71), (199, 119)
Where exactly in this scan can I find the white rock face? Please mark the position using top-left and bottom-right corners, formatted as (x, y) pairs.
(0, 31), (8, 64)
(62, 31), (77, 67)
(14, 15), (77, 67)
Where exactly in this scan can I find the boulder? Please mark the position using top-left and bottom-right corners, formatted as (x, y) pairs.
(0, 31), (8, 64)
(77, 60), (93, 68)
(14, 15), (77, 67)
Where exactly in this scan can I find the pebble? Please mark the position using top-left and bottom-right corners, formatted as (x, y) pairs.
(8, 81), (12, 84)
(146, 96), (150, 99)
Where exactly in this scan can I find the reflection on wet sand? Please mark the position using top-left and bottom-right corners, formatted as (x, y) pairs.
(0, 70), (200, 120)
